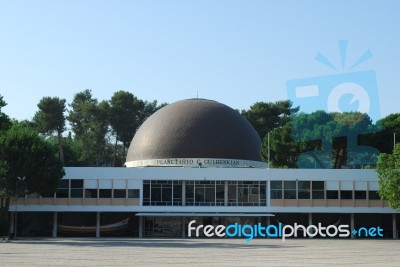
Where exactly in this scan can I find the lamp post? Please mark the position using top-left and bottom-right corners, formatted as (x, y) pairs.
(14, 176), (25, 238)
(267, 132), (270, 170)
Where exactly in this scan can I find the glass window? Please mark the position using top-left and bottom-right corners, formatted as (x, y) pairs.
(271, 181), (282, 199)
(298, 190), (310, 199)
(114, 189), (126, 198)
(298, 181), (310, 190)
(204, 187), (215, 203)
(195, 187), (204, 202)
(250, 186), (259, 202)
(144, 183), (150, 198)
(340, 190), (353, 199)
(70, 188), (83, 198)
(192, 181), (216, 205)
(312, 191), (324, 199)
(85, 189), (97, 198)
(284, 190), (296, 199)
(99, 189), (112, 198)
(144, 181), (176, 205)
(151, 187), (161, 202)
(162, 187), (172, 202)
(271, 181), (282, 190)
(260, 183), (266, 203)
(312, 181), (325, 199)
(238, 187), (249, 202)
(128, 189), (140, 198)
(185, 184), (194, 205)
(369, 191), (380, 200)
(56, 189), (68, 198)
(284, 181), (296, 190)
(216, 185), (224, 203)
(312, 181), (324, 190)
(173, 183), (182, 205)
(185, 184), (194, 198)
(355, 191), (366, 199)
(173, 184), (182, 199)
(326, 190), (338, 199)
(298, 181), (310, 199)
(284, 181), (296, 199)
(271, 189), (282, 199)
(70, 179), (83, 188)
(228, 184), (237, 204)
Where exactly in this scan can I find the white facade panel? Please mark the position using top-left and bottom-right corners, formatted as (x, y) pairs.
(113, 180), (126, 189)
(369, 181), (379, 191)
(354, 181), (367, 190)
(128, 179), (141, 189)
(84, 179), (97, 189)
(99, 179), (112, 189)
(326, 181), (339, 190)
(340, 181), (353, 190)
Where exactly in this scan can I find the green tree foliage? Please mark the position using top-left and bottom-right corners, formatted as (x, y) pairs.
(90, 100), (110, 165)
(376, 143), (400, 210)
(0, 125), (65, 197)
(33, 97), (67, 164)
(363, 114), (400, 154)
(294, 111), (377, 168)
(46, 135), (82, 167)
(108, 95), (167, 166)
(67, 89), (98, 137)
(0, 95), (11, 132)
(262, 110), (378, 169)
(109, 91), (144, 166)
(241, 100), (298, 139)
(261, 122), (299, 168)
(67, 90), (110, 166)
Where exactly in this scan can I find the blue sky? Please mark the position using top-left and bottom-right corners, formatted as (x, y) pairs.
(0, 0), (399, 121)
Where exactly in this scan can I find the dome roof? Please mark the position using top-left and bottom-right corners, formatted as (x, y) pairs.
(125, 99), (265, 168)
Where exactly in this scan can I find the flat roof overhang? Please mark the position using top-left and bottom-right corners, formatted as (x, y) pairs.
(136, 213), (275, 217)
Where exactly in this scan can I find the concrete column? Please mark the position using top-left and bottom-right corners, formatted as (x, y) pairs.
(393, 214), (397, 239)
(350, 213), (355, 239)
(308, 213), (313, 238)
(266, 216), (270, 226)
(52, 212), (58, 238)
(224, 181), (228, 206)
(182, 181), (186, 206)
(181, 217), (185, 238)
(139, 216), (143, 238)
(14, 212), (17, 238)
(96, 212), (100, 238)
(266, 180), (271, 207)
(9, 212), (14, 237)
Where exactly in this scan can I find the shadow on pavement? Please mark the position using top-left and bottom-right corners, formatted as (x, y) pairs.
(8, 238), (302, 249)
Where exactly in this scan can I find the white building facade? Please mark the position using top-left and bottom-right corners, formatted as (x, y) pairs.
(8, 99), (400, 239)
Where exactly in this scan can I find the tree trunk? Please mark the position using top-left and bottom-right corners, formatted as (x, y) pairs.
(113, 133), (118, 167)
(57, 131), (65, 165)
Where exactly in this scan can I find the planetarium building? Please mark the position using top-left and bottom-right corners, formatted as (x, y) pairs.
(9, 99), (400, 238)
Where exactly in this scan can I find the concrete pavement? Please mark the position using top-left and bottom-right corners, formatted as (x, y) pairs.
(1, 238), (399, 266)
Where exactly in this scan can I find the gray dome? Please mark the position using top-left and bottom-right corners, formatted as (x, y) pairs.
(125, 99), (263, 167)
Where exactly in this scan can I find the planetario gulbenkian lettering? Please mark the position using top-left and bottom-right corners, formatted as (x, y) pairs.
(8, 99), (400, 239)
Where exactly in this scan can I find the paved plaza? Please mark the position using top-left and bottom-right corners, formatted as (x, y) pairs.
(0, 238), (399, 266)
